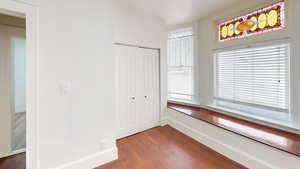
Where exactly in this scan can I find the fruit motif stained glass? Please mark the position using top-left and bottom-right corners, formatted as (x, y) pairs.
(218, 1), (285, 42)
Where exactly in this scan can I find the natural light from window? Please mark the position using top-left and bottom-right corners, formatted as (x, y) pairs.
(214, 42), (290, 121)
(168, 28), (194, 102)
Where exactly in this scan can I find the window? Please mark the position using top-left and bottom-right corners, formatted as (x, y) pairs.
(168, 28), (194, 102)
(218, 1), (285, 42)
(214, 42), (290, 120)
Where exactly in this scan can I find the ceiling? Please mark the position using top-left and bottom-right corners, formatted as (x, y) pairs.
(121, 0), (266, 25)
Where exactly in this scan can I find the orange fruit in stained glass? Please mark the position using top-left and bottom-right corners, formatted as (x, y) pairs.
(237, 20), (255, 31)
(228, 24), (234, 36)
(268, 10), (278, 27)
(258, 13), (267, 29)
(221, 26), (228, 38)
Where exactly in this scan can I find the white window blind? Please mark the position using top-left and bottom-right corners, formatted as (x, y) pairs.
(168, 28), (194, 101)
(215, 43), (290, 113)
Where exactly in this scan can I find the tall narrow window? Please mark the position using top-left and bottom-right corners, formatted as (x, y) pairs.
(214, 42), (290, 120)
(168, 28), (194, 102)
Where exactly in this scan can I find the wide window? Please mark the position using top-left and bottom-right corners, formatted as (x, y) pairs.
(214, 42), (290, 120)
(168, 28), (194, 102)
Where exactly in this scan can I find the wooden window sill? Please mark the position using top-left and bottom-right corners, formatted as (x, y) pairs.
(167, 102), (300, 157)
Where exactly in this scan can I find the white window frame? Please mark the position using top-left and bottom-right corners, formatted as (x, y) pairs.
(212, 39), (293, 124)
(167, 27), (197, 104)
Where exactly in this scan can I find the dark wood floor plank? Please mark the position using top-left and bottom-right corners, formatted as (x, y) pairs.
(95, 126), (247, 169)
(0, 153), (25, 169)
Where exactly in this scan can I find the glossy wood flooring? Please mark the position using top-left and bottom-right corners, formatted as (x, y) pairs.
(0, 153), (25, 169)
(96, 125), (247, 169)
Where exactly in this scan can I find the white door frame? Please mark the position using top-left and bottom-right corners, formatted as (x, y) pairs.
(0, 1), (38, 169)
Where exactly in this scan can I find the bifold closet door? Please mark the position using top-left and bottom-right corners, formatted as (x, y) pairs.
(116, 45), (139, 138)
(137, 48), (160, 132)
(116, 45), (160, 139)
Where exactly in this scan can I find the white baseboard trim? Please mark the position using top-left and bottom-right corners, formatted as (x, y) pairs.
(53, 146), (118, 169)
(160, 117), (168, 126)
(0, 148), (26, 159)
(164, 116), (278, 169)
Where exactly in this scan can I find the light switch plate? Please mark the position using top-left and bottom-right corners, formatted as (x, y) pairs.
(59, 81), (72, 96)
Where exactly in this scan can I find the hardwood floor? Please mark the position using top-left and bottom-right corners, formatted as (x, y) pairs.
(96, 125), (247, 169)
(0, 153), (25, 169)
(0, 126), (247, 169)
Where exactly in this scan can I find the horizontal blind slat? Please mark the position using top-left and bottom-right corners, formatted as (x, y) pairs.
(215, 43), (290, 112)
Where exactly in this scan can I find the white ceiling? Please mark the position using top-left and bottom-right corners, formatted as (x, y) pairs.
(121, 0), (266, 25)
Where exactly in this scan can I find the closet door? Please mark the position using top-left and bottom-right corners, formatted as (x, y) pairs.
(116, 45), (160, 139)
(139, 48), (160, 132)
(115, 45), (139, 138)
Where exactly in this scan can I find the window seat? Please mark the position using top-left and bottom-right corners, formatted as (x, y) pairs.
(167, 102), (300, 157)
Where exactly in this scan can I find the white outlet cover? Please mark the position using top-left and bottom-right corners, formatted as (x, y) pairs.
(59, 81), (72, 96)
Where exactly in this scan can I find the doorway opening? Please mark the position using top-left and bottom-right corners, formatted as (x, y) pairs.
(0, 12), (26, 169)
(0, 2), (37, 169)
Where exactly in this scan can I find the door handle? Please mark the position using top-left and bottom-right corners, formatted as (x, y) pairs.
(144, 96), (148, 99)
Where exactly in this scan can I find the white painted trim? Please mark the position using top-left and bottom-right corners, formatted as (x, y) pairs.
(52, 147), (118, 169)
(164, 110), (283, 169)
(160, 117), (169, 126)
(0, 1), (38, 169)
(0, 148), (26, 159)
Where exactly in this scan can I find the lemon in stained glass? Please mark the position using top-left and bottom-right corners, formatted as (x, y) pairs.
(234, 21), (241, 35)
(228, 24), (234, 36)
(258, 13), (267, 29)
(250, 16), (258, 31)
(221, 26), (228, 38)
(267, 10), (278, 27)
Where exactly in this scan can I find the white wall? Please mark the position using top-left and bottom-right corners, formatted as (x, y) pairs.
(113, 0), (168, 116)
(113, 0), (166, 48)
(0, 25), (25, 157)
(16, 0), (166, 168)
(163, 0), (300, 168)
(31, 0), (117, 168)
(4, 0), (166, 168)
(13, 38), (26, 113)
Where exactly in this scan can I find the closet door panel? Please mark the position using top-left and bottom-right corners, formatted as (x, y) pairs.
(150, 49), (160, 127)
(116, 45), (138, 138)
(135, 48), (146, 133)
(141, 48), (160, 131)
